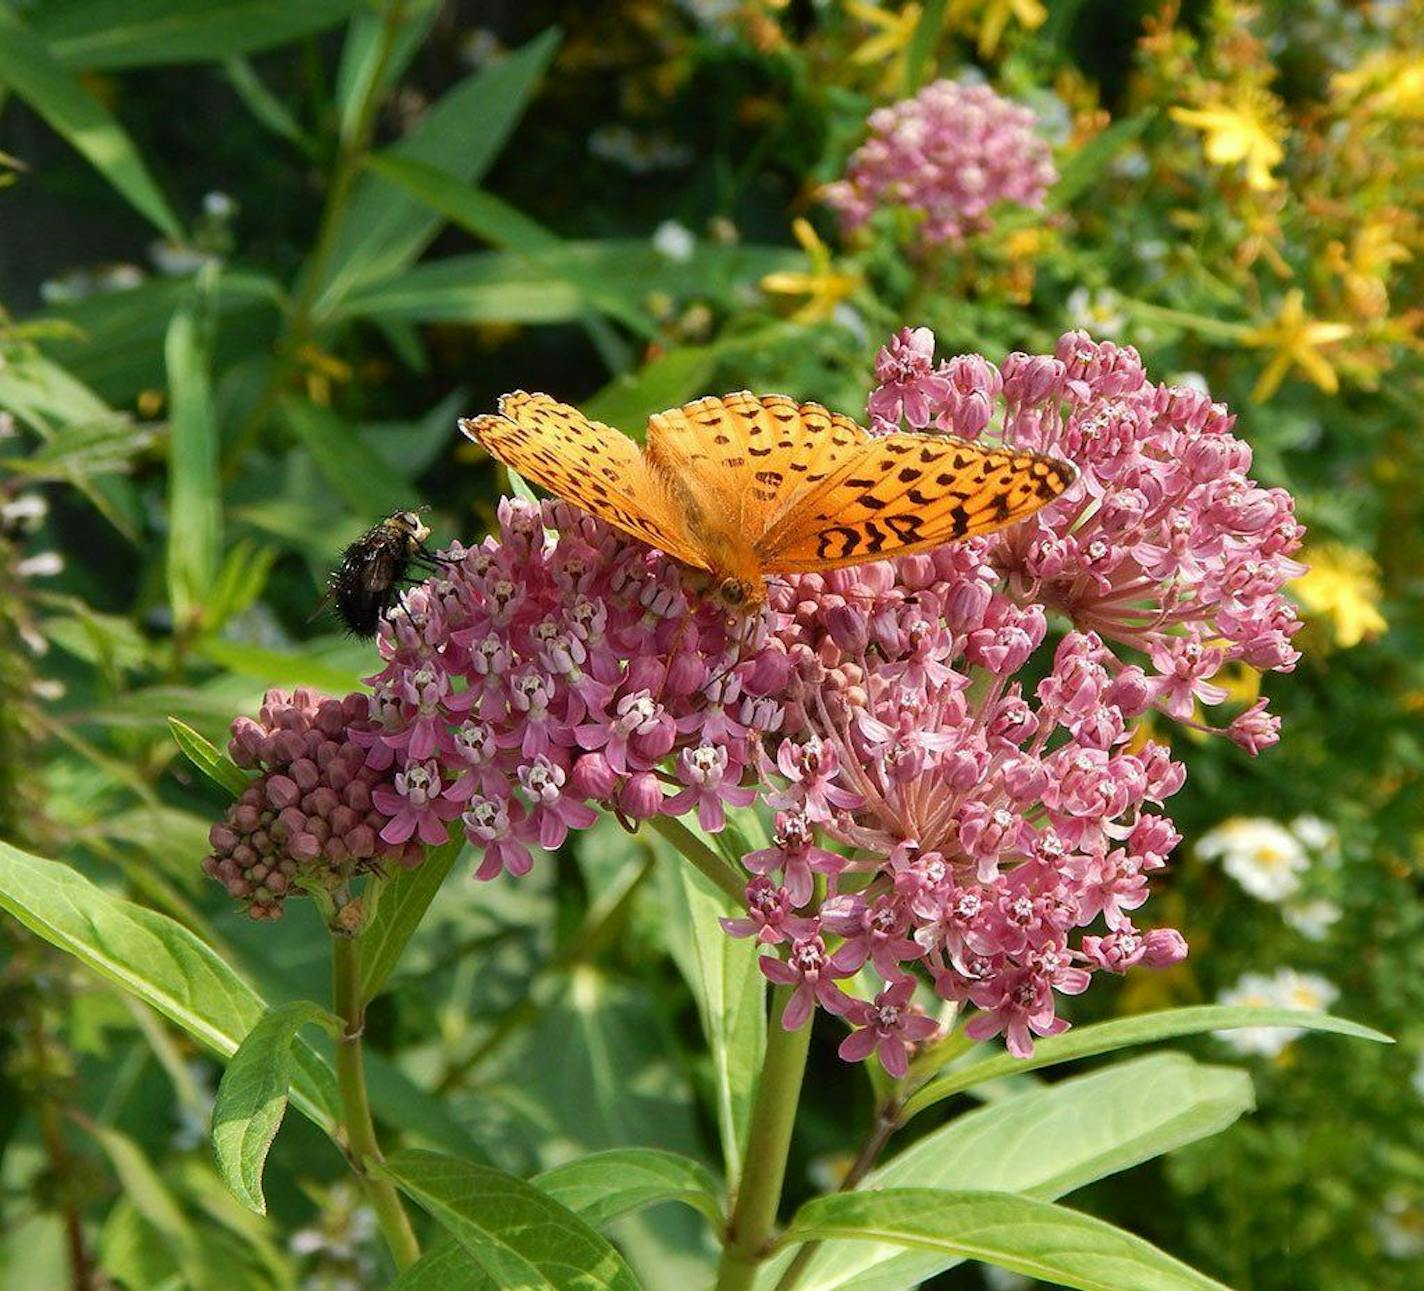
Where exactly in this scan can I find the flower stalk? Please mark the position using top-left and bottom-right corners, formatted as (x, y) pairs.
(330, 932), (420, 1271)
(716, 984), (814, 1291)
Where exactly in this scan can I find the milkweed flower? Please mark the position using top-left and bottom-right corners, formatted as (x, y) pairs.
(202, 327), (1306, 1063)
(824, 79), (1057, 249)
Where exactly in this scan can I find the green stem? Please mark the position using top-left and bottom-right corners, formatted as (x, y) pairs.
(331, 934), (421, 1271)
(715, 984), (813, 1291)
(1127, 299), (1252, 342)
(645, 814), (747, 904)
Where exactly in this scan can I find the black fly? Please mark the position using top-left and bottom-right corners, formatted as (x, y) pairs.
(324, 510), (441, 638)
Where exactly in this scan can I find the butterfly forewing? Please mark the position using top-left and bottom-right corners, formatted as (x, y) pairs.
(758, 431), (1074, 572)
(459, 393), (708, 569)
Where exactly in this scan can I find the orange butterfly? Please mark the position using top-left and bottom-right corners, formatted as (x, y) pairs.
(460, 391), (1073, 609)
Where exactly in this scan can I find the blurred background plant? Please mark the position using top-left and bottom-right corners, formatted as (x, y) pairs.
(1, 0), (1421, 1288)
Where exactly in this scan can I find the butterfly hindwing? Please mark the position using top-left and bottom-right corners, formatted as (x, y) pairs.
(460, 393), (708, 569)
(644, 391), (877, 538)
(758, 431), (1074, 572)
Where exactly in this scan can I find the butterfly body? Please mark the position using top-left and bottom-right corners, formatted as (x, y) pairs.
(460, 390), (1073, 608)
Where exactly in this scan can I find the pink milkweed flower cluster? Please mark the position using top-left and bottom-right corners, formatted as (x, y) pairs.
(726, 327), (1303, 1059)
(823, 79), (1058, 249)
(201, 327), (1305, 1067)
(351, 498), (788, 881)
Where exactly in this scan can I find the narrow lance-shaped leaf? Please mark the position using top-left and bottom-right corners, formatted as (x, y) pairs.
(901, 1003), (1391, 1120)
(311, 27), (562, 317)
(781, 1189), (1230, 1291)
(212, 1001), (340, 1214)
(769, 1055), (1253, 1291)
(0, 840), (341, 1133)
(169, 716), (252, 797)
(34, 0), (366, 70)
(0, 2), (182, 238)
(165, 266), (222, 629)
(359, 834), (466, 1001)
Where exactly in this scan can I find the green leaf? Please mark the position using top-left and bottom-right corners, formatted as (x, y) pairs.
(168, 716), (251, 797)
(361, 155), (654, 334)
(335, 0), (441, 143)
(903, 0), (946, 92)
(391, 1240), (494, 1291)
(338, 242), (797, 333)
(212, 1001), (339, 1214)
(901, 1004), (1391, 1120)
(781, 1189), (1229, 1291)
(0, 345), (115, 438)
(365, 153), (559, 251)
(0, 3), (182, 238)
(1048, 111), (1154, 211)
(535, 1148), (723, 1230)
(34, 0), (364, 69)
(223, 56), (315, 153)
(582, 347), (718, 434)
(86, 1122), (210, 1290)
(0, 840), (341, 1134)
(39, 270), (283, 405)
(165, 266), (222, 627)
(279, 397), (419, 518)
(359, 835), (466, 1001)
(311, 28), (562, 318)
(196, 635), (365, 696)
(770, 1055), (1252, 1291)
(337, 253), (588, 327)
(377, 1149), (642, 1291)
(654, 851), (764, 1189)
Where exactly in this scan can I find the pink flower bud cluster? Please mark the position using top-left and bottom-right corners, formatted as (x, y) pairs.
(351, 498), (789, 881)
(204, 688), (420, 919)
(824, 79), (1057, 249)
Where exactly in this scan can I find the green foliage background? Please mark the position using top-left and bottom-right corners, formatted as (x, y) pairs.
(2, 1), (1422, 1289)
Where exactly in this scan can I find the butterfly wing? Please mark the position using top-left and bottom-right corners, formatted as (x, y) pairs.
(460, 392), (709, 569)
(757, 431), (1074, 572)
(644, 391), (878, 538)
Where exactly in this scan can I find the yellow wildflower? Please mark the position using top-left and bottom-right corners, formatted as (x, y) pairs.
(1241, 290), (1352, 402)
(948, 0), (1047, 58)
(1169, 87), (1286, 192)
(1292, 544), (1388, 648)
(846, 0), (920, 64)
(1326, 218), (1412, 321)
(1332, 51), (1424, 119)
(761, 218), (861, 324)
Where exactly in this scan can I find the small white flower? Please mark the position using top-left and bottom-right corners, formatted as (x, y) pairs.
(1290, 813), (1339, 859)
(459, 28), (504, 69)
(1282, 898), (1341, 942)
(1375, 1194), (1424, 1259)
(1214, 967), (1339, 1057)
(203, 191), (236, 218)
(150, 240), (212, 276)
(1066, 286), (1126, 339)
(1412, 1052), (1424, 1100)
(1198, 817), (1310, 902)
(1170, 370), (1211, 394)
(653, 220), (696, 262)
